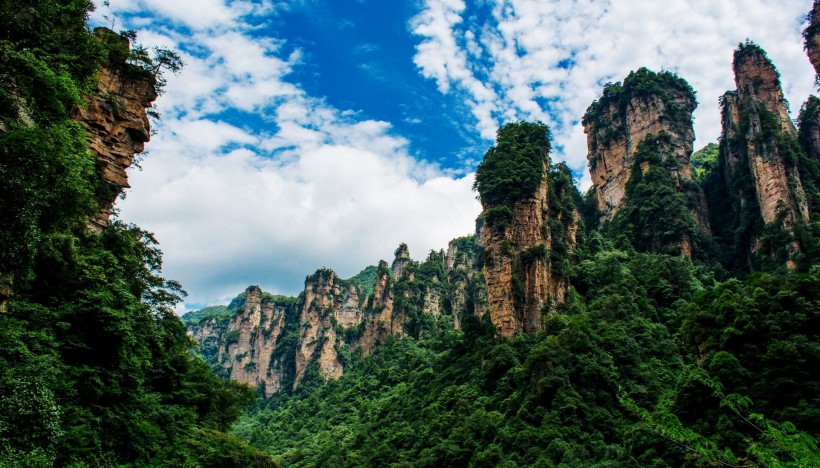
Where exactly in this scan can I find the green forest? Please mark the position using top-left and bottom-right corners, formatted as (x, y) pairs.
(0, 1), (276, 466)
(2, 1), (820, 467)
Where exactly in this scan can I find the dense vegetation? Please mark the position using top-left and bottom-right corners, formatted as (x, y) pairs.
(583, 68), (696, 170)
(4, 2), (820, 466)
(232, 235), (820, 466)
(224, 117), (818, 466)
(606, 134), (706, 258)
(224, 57), (819, 464)
(0, 1), (275, 465)
(703, 43), (820, 273)
(691, 143), (719, 183)
(474, 122), (550, 231)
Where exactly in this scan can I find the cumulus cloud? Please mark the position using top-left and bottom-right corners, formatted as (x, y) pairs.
(411, 0), (817, 176)
(93, 1), (481, 308)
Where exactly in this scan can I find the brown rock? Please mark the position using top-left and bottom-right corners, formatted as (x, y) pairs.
(724, 45), (809, 267)
(73, 30), (158, 231)
(479, 154), (576, 337)
(584, 70), (705, 230)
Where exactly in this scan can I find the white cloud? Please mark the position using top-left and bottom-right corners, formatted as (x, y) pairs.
(411, 0), (817, 179)
(95, 0), (481, 309)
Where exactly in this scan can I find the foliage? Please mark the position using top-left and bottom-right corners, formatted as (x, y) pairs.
(182, 305), (233, 326)
(583, 68), (696, 172)
(606, 134), (704, 257)
(228, 220), (819, 467)
(473, 122), (551, 225)
(0, 1), (271, 464)
(690, 142), (719, 183)
(347, 265), (379, 296)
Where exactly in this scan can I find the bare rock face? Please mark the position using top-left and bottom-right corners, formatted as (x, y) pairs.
(481, 178), (549, 336)
(476, 124), (579, 338)
(294, 269), (362, 387)
(719, 44), (810, 267)
(73, 29), (158, 231)
(186, 236), (489, 395)
(391, 243), (412, 280)
(358, 261), (397, 355)
(188, 286), (293, 398)
(584, 70), (698, 221)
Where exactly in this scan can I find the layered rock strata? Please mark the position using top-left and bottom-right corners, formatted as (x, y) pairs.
(73, 29), (158, 231)
(717, 44), (810, 268)
(583, 68), (702, 223)
(186, 239), (487, 394)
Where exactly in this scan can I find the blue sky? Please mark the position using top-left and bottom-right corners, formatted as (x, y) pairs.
(91, 0), (816, 311)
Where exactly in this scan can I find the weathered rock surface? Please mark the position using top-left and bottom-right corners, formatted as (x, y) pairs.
(479, 159), (578, 337)
(73, 29), (158, 231)
(716, 45), (810, 268)
(185, 239), (487, 395)
(583, 68), (710, 255)
(584, 73), (698, 222)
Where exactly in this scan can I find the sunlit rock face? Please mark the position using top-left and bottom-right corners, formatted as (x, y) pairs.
(73, 29), (158, 231)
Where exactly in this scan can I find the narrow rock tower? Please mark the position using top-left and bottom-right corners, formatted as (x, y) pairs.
(475, 122), (578, 337)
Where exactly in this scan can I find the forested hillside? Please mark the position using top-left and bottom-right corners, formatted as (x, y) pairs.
(3, 0), (820, 467)
(212, 36), (820, 468)
(0, 1), (275, 465)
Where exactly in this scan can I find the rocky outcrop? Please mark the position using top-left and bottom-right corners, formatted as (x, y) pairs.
(582, 68), (711, 256)
(186, 238), (487, 395)
(294, 269), (363, 386)
(583, 68), (700, 222)
(476, 124), (579, 337)
(391, 243), (412, 280)
(715, 44), (810, 268)
(73, 29), (158, 231)
(186, 286), (295, 397)
(357, 261), (398, 355)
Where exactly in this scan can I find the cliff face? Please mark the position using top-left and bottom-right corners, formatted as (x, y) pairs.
(475, 123), (579, 337)
(583, 70), (710, 259)
(584, 69), (701, 224)
(480, 173), (551, 336)
(187, 287), (295, 397)
(186, 238), (487, 395)
(712, 44), (811, 268)
(73, 30), (158, 231)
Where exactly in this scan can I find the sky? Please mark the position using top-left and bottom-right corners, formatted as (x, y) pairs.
(90, 0), (817, 311)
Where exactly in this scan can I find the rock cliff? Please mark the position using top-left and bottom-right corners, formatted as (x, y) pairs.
(583, 68), (703, 223)
(73, 29), (158, 231)
(475, 123), (579, 337)
(185, 238), (487, 395)
(709, 43), (811, 269)
(187, 287), (297, 397)
(583, 68), (709, 256)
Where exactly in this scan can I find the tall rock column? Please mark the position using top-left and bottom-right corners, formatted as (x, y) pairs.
(475, 122), (576, 337)
(293, 269), (362, 388)
(223, 286), (289, 397)
(72, 29), (158, 231)
(583, 68), (706, 223)
(583, 68), (709, 255)
(718, 44), (810, 268)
